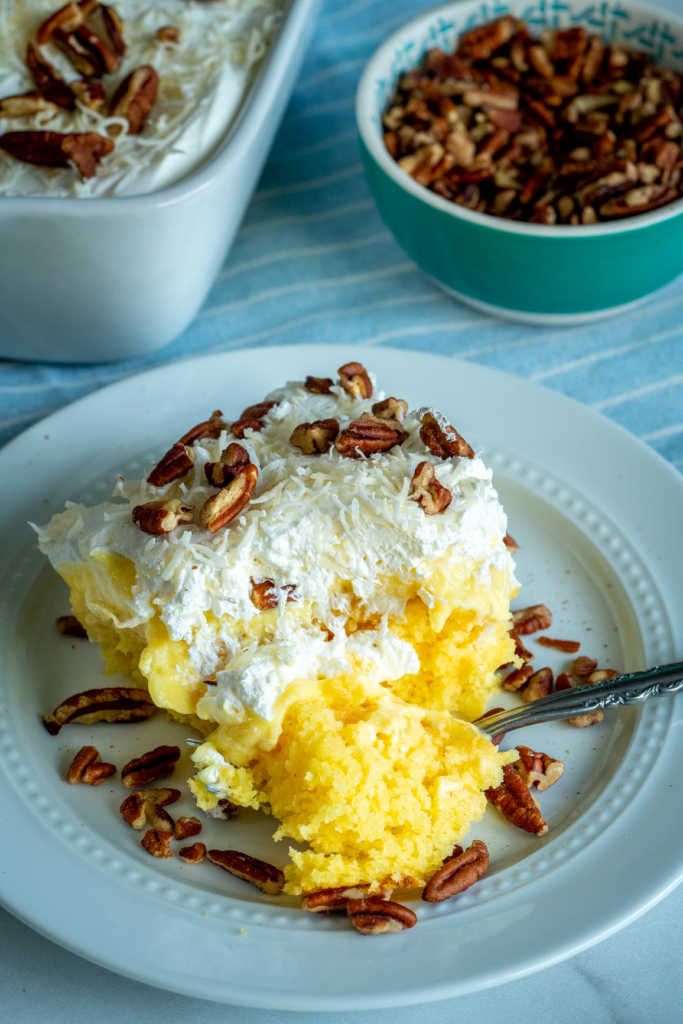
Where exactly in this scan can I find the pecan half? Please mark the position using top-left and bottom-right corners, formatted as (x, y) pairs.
(147, 442), (195, 487)
(178, 410), (225, 446)
(0, 92), (57, 118)
(537, 636), (580, 653)
(338, 361), (373, 399)
(120, 787), (180, 830)
(0, 130), (113, 178)
(572, 656), (598, 676)
(53, 27), (112, 77)
(67, 745), (115, 785)
(335, 414), (407, 458)
(204, 442), (250, 487)
(179, 842), (206, 864)
(42, 686), (156, 735)
(302, 883), (377, 913)
(347, 896), (417, 935)
(99, 5), (126, 55)
(511, 604), (552, 635)
(207, 849), (284, 895)
(56, 614), (87, 638)
(422, 839), (489, 902)
(502, 663), (534, 692)
(290, 418), (339, 454)
(304, 375), (333, 394)
(141, 828), (173, 858)
(419, 412), (474, 459)
(156, 25), (180, 45)
(410, 461), (452, 515)
(121, 745), (181, 788)
(132, 498), (193, 535)
(515, 745), (565, 791)
(199, 463), (258, 532)
(36, 2), (94, 45)
(240, 400), (277, 421)
(486, 763), (548, 836)
(371, 397), (408, 421)
(520, 666), (553, 702)
(250, 579), (297, 611)
(109, 66), (158, 134)
(174, 816), (202, 841)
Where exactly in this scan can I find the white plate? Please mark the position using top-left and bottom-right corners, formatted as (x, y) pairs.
(0, 345), (681, 1011)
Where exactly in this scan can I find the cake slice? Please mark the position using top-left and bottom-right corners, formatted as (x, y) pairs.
(37, 361), (518, 893)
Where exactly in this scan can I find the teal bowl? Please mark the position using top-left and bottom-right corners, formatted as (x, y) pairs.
(356, 0), (683, 325)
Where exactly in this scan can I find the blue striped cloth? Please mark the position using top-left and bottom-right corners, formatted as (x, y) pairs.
(1, 0), (682, 476)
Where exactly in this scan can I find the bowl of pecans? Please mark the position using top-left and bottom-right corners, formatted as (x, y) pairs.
(356, 1), (683, 324)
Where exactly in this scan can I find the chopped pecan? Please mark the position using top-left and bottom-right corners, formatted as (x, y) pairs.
(156, 25), (180, 45)
(459, 15), (520, 60)
(0, 92), (57, 118)
(147, 443), (195, 487)
(54, 26), (117, 77)
(71, 79), (106, 110)
(99, 4), (126, 55)
(371, 397), (408, 421)
(338, 361), (373, 399)
(512, 631), (533, 662)
(422, 839), (489, 903)
(503, 532), (519, 550)
(347, 896), (417, 935)
(174, 816), (202, 841)
(141, 828), (173, 858)
(199, 463), (258, 532)
(419, 412), (474, 459)
(121, 745), (181, 788)
(132, 498), (193, 535)
(511, 604), (552, 635)
(571, 655), (598, 676)
(109, 66), (158, 134)
(42, 686), (156, 735)
(302, 883), (379, 913)
(555, 672), (572, 691)
(178, 842), (206, 864)
(56, 614), (87, 638)
(409, 461), (452, 515)
(515, 745), (565, 791)
(290, 418), (339, 454)
(537, 636), (580, 653)
(207, 849), (284, 895)
(304, 375), (333, 394)
(486, 763), (548, 835)
(335, 414), (407, 458)
(250, 579), (297, 611)
(67, 745), (115, 786)
(520, 666), (553, 702)
(119, 787), (180, 830)
(178, 410), (225, 446)
(230, 417), (262, 438)
(204, 442), (250, 487)
(0, 130), (113, 178)
(568, 667), (617, 727)
(36, 2), (94, 45)
(502, 663), (534, 692)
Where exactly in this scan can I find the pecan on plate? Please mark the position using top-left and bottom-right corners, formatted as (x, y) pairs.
(289, 418), (339, 454)
(178, 842), (206, 863)
(422, 839), (489, 903)
(347, 896), (417, 935)
(338, 361), (373, 399)
(511, 631), (533, 662)
(109, 66), (158, 134)
(250, 579), (297, 611)
(371, 397), (408, 421)
(485, 763), (548, 836)
(67, 745), (115, 785)
(141, 828), (173, 858)
(97, 5), (126, 55)
(514, 745), (565, 791)
(568, 667), (618, 727)
(199, 463), (258, 532)
(304, 375), (333, 394)
(178, 409), (225, 446)
(537, 636), (581, 653)
(0, 92), (57, 118)
(410, 461), (452, 515)
(147, 442), (194, 487)
(335, 414), (407, 458)
(511, 604), (552, 635)
(120, 787), (180, 830)
(205, 442), (250, 487)
(0, 130), (113, 178)
(42, 686), (156, 735)
(519, 666), (553, 703)
(132, 498), (193, 535)
(56, 614), (87, 638)
(302, 883), (377, 913)
(174, 816), (202, 841)
(571, 656), (598, 677)
(501, 663), (534, 692)
(419, 412), (474, 459)
(207, 849), (284, 895)
(121, 745), (180, 788)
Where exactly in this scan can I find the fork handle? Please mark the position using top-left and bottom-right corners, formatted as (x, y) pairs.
(475, 661), (683, 738)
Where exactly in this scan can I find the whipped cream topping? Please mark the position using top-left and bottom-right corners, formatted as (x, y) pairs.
(0, 0), (284, 197)
(37, 370), (516, 722)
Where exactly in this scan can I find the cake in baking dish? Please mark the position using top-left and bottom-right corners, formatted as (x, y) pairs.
(37, 361), (519, 893)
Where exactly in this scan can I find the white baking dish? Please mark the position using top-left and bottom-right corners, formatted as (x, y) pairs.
(0, 0), (321, 363)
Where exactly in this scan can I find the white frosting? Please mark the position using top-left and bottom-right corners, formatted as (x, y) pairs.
(0, 0), (284, 197)
(36, 371), (517, 722)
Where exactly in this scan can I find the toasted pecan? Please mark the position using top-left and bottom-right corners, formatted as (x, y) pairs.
(207, 849), (284, 895)
(141, 828), (173, 858)
(67, 745), (115, 786)
(486, 763), (548, 835)
(338, 362), (372, 399)
(422, 839), (489, 902)
(178, 842), (206, 863)
(514, 745), (565, 791)
(109, 66), (158, 134)
(199, 463), (258, 532)
(147, 443), (194, 487)
(347, 896), (417, 935)
(304, 375), (333, 394)
(42, 686), (156, 735)
(132, 498), (193, 535)
(335, 415), (407, 458)
(371, 397), (408, 421)
(409, 461), (452, 515)
(420, 412), (474, 459)
(121, 745), (180, 788)
(0, 129), (113, 178)
(204, 443), (250, 487)
(511, 604), (552, 635)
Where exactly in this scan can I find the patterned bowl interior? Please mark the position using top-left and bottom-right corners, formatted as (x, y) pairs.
(371, 1), (683, 126)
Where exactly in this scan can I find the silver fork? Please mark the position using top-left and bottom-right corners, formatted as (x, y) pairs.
(475, 661), (683, 738)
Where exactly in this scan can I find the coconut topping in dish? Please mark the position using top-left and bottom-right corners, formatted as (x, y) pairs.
(0, 0), (284, 196)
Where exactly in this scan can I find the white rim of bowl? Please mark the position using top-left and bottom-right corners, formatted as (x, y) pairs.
(356, 0), (683, 239)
